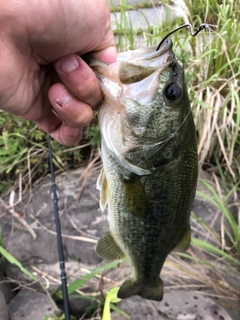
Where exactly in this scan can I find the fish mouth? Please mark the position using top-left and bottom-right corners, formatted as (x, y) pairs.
(154, 39), (174, 65)
(156, 38), (173, 55)
(116, 39), (174, 66)
(136, 39), (175, 67)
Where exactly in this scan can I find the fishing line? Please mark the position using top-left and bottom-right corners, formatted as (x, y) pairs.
(156, 23), (217, 51)
(48, 134), (70, 320)
(138, 108), (193, 167)
(203, 24), (215, 82)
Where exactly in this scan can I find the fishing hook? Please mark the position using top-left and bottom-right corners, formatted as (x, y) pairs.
(156, 23), (217, 51)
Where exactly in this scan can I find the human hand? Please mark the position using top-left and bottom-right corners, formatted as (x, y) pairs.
(0, 0), (116, 146)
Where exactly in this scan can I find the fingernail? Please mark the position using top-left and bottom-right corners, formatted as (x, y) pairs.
(58, 56), (79, 73)
(56, 89), (72, 107)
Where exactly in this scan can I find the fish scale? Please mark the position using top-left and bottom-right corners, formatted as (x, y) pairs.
(90, 39), (198, 301)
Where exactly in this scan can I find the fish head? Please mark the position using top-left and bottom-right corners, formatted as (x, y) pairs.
(89, 40), (193, 174)
(118, 39), (190, 143)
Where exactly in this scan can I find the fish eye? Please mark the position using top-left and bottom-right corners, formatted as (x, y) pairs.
(164, 83), (182, 101)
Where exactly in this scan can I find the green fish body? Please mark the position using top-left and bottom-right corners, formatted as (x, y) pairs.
(90, 40), (198, 301)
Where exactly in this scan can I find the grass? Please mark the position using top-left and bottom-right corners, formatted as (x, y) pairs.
(0, 111), (97, 195)
(0, 0), (239, 318)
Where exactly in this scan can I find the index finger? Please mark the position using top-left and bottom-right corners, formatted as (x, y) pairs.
(89, 23), (117, 64)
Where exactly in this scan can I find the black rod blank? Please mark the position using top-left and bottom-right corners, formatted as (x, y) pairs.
(47, 135), (70, 320)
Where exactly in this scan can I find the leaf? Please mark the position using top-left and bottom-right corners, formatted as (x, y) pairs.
(191, 238), (240, 266)
(0, 246), (37, 281)
(110, 303), (131, 319)
(102, 287), (121, 320)
(56, 258), (128, 299)
(101, 286), (131, 320)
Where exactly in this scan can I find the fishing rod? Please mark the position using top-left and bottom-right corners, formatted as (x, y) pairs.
(48, 134), (70, 320)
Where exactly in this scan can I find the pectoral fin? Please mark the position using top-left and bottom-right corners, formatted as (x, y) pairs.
(173, 227), (191, 252)
(96, 168), (108, 212)
(96, 231), (125, 261)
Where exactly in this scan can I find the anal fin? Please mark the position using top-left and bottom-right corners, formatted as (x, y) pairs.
(96, 231), (125, 261)
(173, 226), (191, 252)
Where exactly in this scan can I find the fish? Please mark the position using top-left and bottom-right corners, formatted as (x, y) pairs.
(89, 38), (198, 301)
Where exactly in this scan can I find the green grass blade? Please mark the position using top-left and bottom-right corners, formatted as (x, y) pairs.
(0, 246), (37, 280)
(56, 258), (128, 299)
(192, 238), (240, 265)
(110, 303), (131, 319)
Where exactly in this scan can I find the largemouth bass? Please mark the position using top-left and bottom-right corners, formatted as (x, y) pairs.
(90, 39), (198, 301)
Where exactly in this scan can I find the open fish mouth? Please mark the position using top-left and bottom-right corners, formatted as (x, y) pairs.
(117, 38), (173, 63)
(117, 39), (174, 79)
(116, 39), (175, 85)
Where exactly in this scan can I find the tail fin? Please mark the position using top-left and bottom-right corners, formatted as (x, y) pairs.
(117, 278), (163, 301)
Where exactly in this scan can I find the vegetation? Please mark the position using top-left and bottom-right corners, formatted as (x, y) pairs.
(0, 0), (239, 319)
